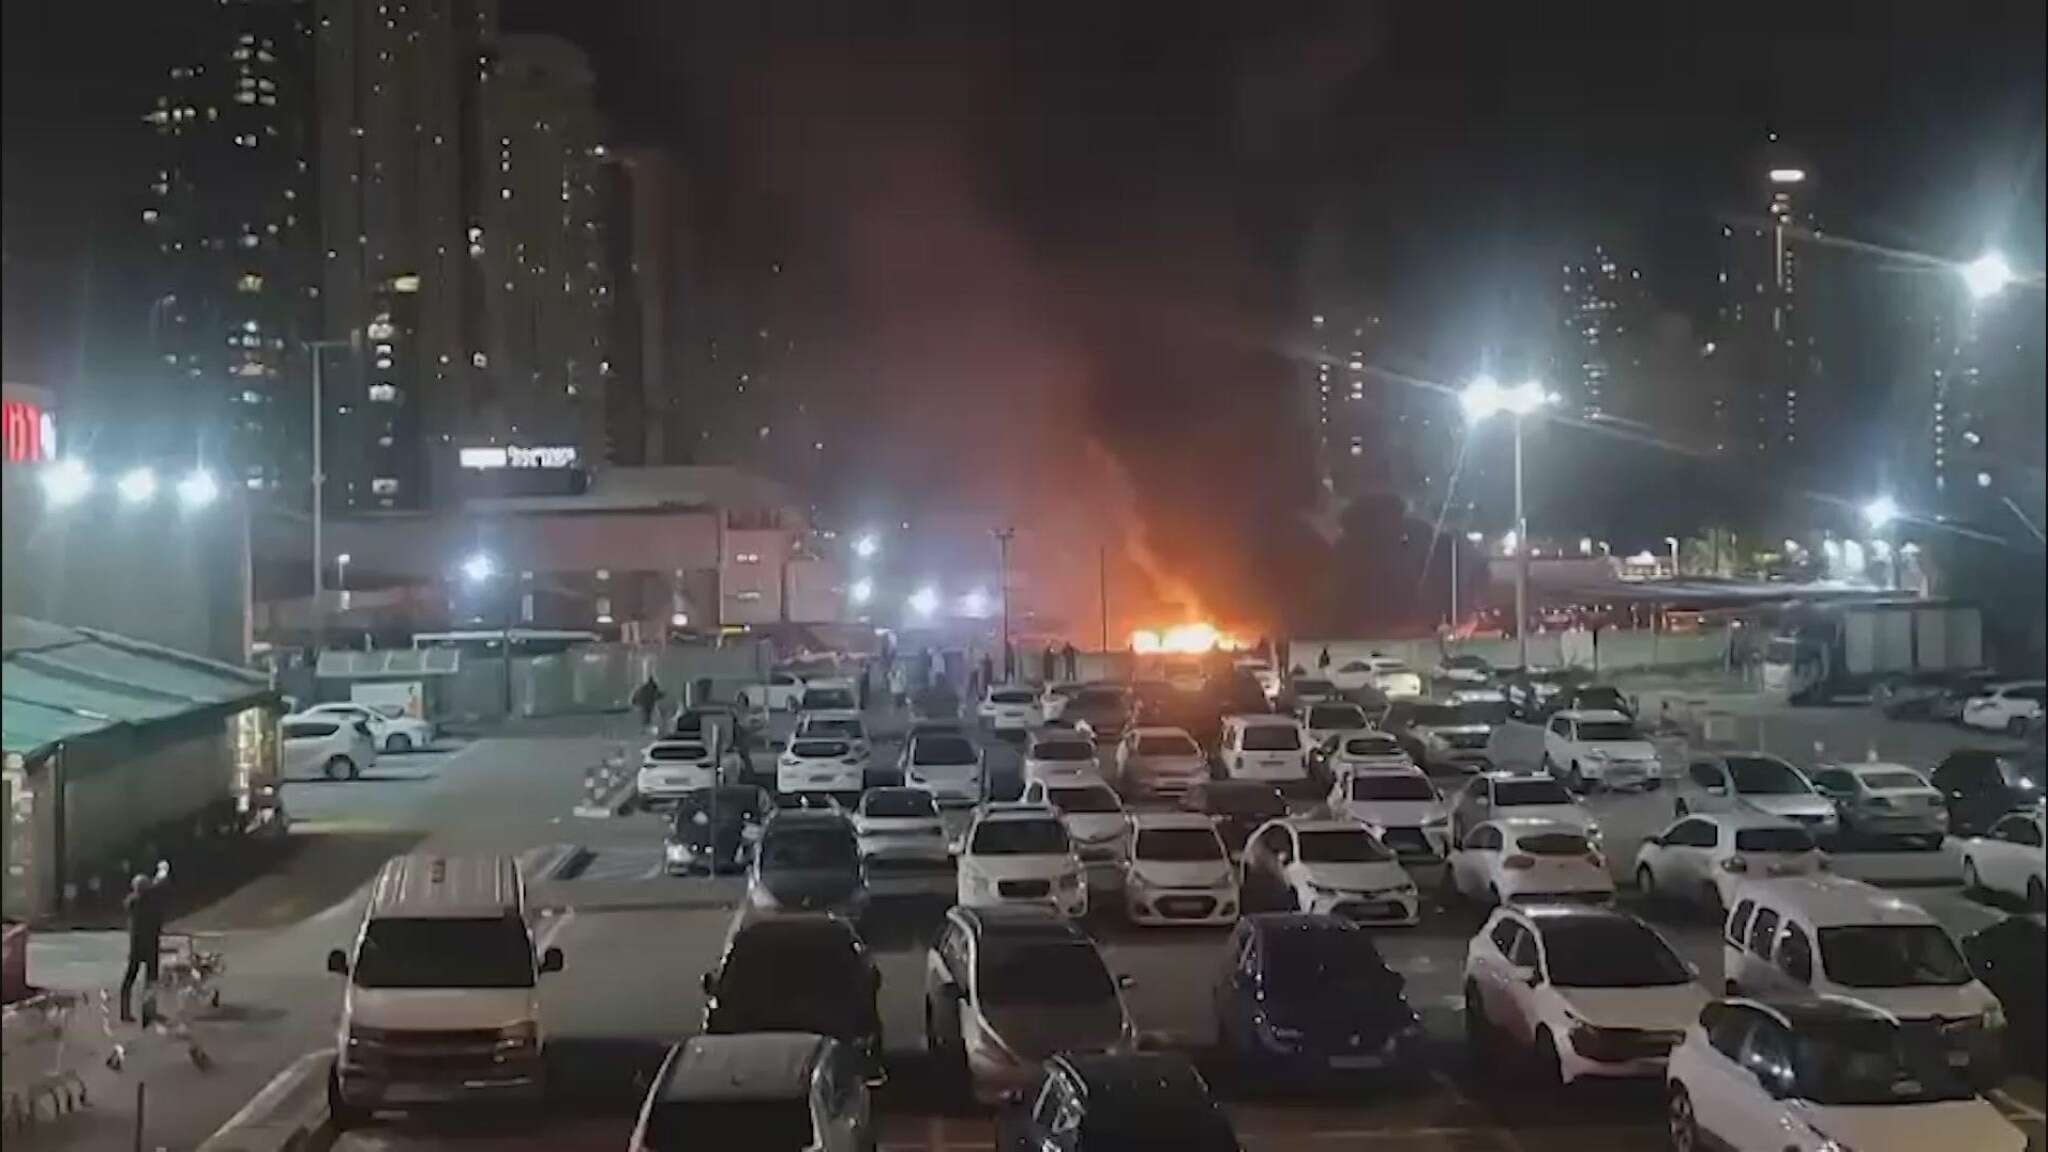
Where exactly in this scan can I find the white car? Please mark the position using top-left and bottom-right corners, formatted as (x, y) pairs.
(1020, 777), (1129, 867)
(852, 786), (949, 862)
(1463, 905), (1707, 1085)
(1673, 753), (1838, 835)
(281, 714), (379, 781)
(1330, 655), (1423, 699)
(796, 679), (859, 716)
(1541, 709), (1661, 792)
(1435, 654), (1494, 686)
(638, 738), (722, 804)
(1239, 817), (1419, 925)
(1807, 761), (1948, 839)
(298, 702), (436, 754)
(1666, 997), (2026, 1152)
(1113, 726), (1210, 798)
(1449, 772), (1600, 845)
(1326, 766), (1452, 860)
(1038, 682), (1083, 723)
(1219, 715), (1309, 787)
(1233, 659), (1282, 704)
(954, 806), (1087, 919)
(1121, 813), (1238, 926)
(1021, 730), (1101, 787)
(902, 731), (984, 806)
(755, 670), (809, 712)
(776, 736), (869, 799)
(1961, 680), (2045, 736)
(978, 686), (1043, 732)
(1299, 701), (1373, 746)
(1633, 812), (1824, 914)
(1960, 810), (2046, 909)
(796, 711), (870, 749)
(1448, 818), (1613, 907)
(1315, 730), (1415, 779)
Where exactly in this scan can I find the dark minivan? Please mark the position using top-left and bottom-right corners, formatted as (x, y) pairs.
(1213, 913), (1423, 1081)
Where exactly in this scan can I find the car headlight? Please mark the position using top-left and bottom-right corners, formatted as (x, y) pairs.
(495, 1021), (538, 1050)
(664, 842), (691, 861)
(1207, 875), (1236, 892)
(1983, 1003), (2007, 1030)
(1585, 748), (1610, 760)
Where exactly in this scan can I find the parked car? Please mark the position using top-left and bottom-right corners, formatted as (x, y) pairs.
(748, 809), (866, 918)
(1282, 676), (1339, 708)
(1807, 761), (1948, 842)
(1218, 715), (1310, 791)
(1880, 669), (2001, 722)
(1664, 998), (2024, 1152)
(1433, 653), (1494, 686)
(1961, 680), (2046, 736)
(1325, 765), (1451, 861)
(777, 736), (869, 803)
(1551, 684), (1634, 719)
(638, 738), (722, 806)
(1114, 726), (1210, 798)
(1122, 813), (1239, 927)
(1330, 655), (1422, 699)
(281, 714), (379, 781)
(1671, 753), (1837, 835)
(1501, 666), (1582, 716)
(1299, 701), (1372, 747)
(1446, 819), (1614, 907)
(298, 701), (435, 753)
(664, 786), (772, 875)
(1540, 709), (1661, 792)
(1463, 905), (1706, 1086)
(1960, 810), (2046, 909)
(900, 731), (985, 806)
(1021, 777), (1129, 868)
(754, 669), (811, 712)
(1930, 746), (2045, 835)
(1405, 700), (1507, 773)
(1632, 812), (1823, 915)
(1238, 817), (1418, 925)
(1212, 913), (1423, 1081)
(955, 805), (1088, 920)
(797, 680), (859, 716)
(1021, 729), (1102, 786)
(701, 912), (883, 1084)
(924, 907), (1134, 1104)
(852, 787), (954, 898)
(1722, 875), (2006, 1086)
(995, 1051), (1239, 1152)
(626, 1033), (873, 1152)
(980, 685), (1044, 733)
(1063, 684), (1135, 744)
(1039, 681), (1085, 724)
(1310, 730), (1413, 784)
(1448, 772), (1598, 845)
(1960, 916), (2045, 1075)
(1177, 780), (1289, 859)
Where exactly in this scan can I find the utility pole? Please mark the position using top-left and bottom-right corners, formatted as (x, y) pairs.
(1512, 412), (1530, 669)
(305, 337), (355, 653)
(993, 527), (1015, 680)
(1097, 543), (1109, 652)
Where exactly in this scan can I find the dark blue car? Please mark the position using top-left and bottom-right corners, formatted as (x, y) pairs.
(1213, 914), (1424, 1080)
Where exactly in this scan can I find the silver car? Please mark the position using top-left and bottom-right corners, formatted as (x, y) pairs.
(1671, 753), (1838, 835)
(1113, 726), (1210, 798)
(1808, 761), (1948, 842)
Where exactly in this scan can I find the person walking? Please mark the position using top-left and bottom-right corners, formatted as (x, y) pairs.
(120, 862), (170, 1023)
(1063, 643), (1079, 682)
(857, 664), (872, 712)
(1317, 645), (1332, 671)
(631, 675), (666, 729)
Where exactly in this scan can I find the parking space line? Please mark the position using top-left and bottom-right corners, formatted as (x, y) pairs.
(1990, 1088), (2047, 1123)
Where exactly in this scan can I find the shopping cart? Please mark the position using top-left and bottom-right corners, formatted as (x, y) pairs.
(1, 990), (91, 1130)
(120, 934), (225, 1071)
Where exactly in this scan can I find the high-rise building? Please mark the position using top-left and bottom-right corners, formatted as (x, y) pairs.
(314, 0), (498, 510)
(144, 0), (318, 497)
(1713, 156), (1822, 465)
(603, 147), (688, 467)
(1558, 244), (1651, 422)
(1892, 283), (2048, 518)
(471, 34), (616, 465)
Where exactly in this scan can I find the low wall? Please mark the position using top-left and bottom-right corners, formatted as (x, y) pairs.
(348, 641), (779, 722)
(1285, 628), (1731, 677)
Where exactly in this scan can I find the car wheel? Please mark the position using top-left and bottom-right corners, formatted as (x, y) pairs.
(2030, 877), (2046, 912)
(1566, 763), (1586, 794)
(1963, 857), (1983, 896)
(2009, 716), (2030, 737)
(1532, 1027), (1566, 1089)
(324, 755), (356, 782)
(1636, 865), (1657, 902)
(327, 1070), (364, 1132)
(1673, 799), (1689, 818)
(385, 732), (412, 753)
(1667, 1083), (1700, 1152)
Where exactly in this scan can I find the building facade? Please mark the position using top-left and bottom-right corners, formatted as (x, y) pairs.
(1713, 158), (1822, 465)
(1558, 244), (1652, 423)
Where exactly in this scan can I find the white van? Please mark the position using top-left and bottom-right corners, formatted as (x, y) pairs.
(326, 855), (565, 1127)
(1219, 715), (1309, 787)
(1722, 875), (2005, 1085)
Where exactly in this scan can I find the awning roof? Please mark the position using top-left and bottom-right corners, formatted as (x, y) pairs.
(2, 617), (273, 762)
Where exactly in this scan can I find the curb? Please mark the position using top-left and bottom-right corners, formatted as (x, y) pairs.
(196, 1049), (333, 1152)
(518, 843), (584, 883)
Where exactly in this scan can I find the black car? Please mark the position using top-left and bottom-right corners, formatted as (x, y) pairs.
(1882, 670), (2001, 722)
(749, 809), (865, 916)
(1177, 780), (1289, 857)
(995, 1052), (1240, 1152)
(1961, 915), (2044, 1075)
(1064, 685), (1135, 743)
(702, 913), (885, 1083)
(1212, 914), (1423, 1081)
(665, 786), (772, 875)
(1930, 747), (2046, 835)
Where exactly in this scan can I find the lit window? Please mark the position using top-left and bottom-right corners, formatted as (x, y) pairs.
(370, 478), (399, 495)
(237, 273), (263, 292)
(367, 384), (398, 402)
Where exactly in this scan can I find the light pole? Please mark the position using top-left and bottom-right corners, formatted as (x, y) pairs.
(1664, 536), (1681, 579)
(305, 336), (356, 651)
(1460, 377), (1554, 668)
(993, 527), (1016, 680)
(1452, 530), (1483, 630)
(464, 552), (513, 716)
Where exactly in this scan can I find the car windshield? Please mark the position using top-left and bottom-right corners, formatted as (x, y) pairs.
(912, 735), (978, 765)
(1406, 705), (1459, 727)
(643, 1099), (815, 1151)
(1342, 735), (1402, 757)
(1494, 779), (1574, 806)
(802, 688), (856, 710)
(1516, 831), (1591, 856)
(1793, 1020), (1976, 1106)
(762, 827), (857, 870)
(790, 739), (850, 758)
(1574, 689), (1627, 709)
(862, 789), (936, 818)
(1539, 919), (1692, 987)
(1308, 705), (1366, 729)
(990, 689), (1035, 704)
(1291, 679), (1334, 695)
(1241, 725), (1302, 752)
(1030, 740), (1095, 762)
(1137, 734), (1199, 757)
(1350, 774), (1435, 801)
(1046, 785), (1121, 814)
(1575, 721), (1638, 741)
(1266, 932), (1400, 992)
(1817, 925), (1972, 988)
(1725, 756), (1811, 795)
(970, 818), (1069, 855)
(352, 917), (534, 989)
(800, 718), (863, 739)
(1135, 827), (1223, 861)
(649, 742), (710, 762)
(1299, 828), (1391, 863)
(1202, 785), (1286, 816)
(1452, 701), (1512, 725)
(1733, 826), (1816, 853)
(1858, 771), (1926, 791)
(979, 941), (1115, 1007)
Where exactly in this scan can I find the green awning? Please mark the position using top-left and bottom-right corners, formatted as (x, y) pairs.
(2, 697), (108, 759)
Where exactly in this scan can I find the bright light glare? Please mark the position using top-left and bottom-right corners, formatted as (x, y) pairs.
(1464, 531), (1484, 544)
(1578, 537), (1593, 556)
(849, 578), (874, 605)
(1767, 168), (1806, 184)
(908, 586), (939, 618)
(176, 468), (220, 509)
(1500, 530), (1519, 556)
(670, 612), (690, 627)
(462, 552), (496, 583)
(1129, 622), (1238, 655)
(1960, 252), (2014, 301)
(117, 467), (158, 505)
(1862, 495), (1899, 530)
(41, 458), (93, 506)
(960, 588), (990, 617)
(853, 533), (879, 559)
(1460, 377), (1552, 423)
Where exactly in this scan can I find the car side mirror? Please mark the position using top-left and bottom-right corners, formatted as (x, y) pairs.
(1512, 965), (1540, 987)
(701, 971), (716, 995)
(540, 946), (564, 974)
(1645, 834), (1664, 847)
(325, 948), (349, 976)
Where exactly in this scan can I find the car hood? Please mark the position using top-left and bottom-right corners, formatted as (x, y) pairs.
(345, 986), (538, 1033)
(1494, 803), (1593, 829)
(709, 983), (872, 1040)
(964, 854), (1076, 882)
(1128, 858), (1232, 888)
(978, 999), (1127, 1062)
(1582, 741), (1659, 761)
(1796, 1098), (2024, 1152)
(1557, 983), (1709, 1032)
(1062, 814), (1126, 844)
(1265, 985), (1416, 1037)
(1130, 754), (1207, 775)
(1741, 793), (1834, 820)
(1345, 799), (1447, 829)
(1296, 860), (1411, 891)
(1830, 982), (1997, 1021)
(1416, 724), (1492, 738)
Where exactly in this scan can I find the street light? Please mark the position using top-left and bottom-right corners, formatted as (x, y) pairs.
(117, 466), (158, 506)
(908, 586), (939, 619)
(40, 458), (93, 507)
(461, 552), (513, 714)
(1461, 378), (1553, 668)
(176, 467), (219, 510)
(853, 533), (880, 560)
(1665, 536), (1681, 577)
(463, 552), (497, 584)
(1960, 251), (2015, 301)
(1862, 495), (1899, 531)
(849, 578), (873, 605)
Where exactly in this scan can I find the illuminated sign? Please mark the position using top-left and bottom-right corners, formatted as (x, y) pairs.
(2, 399), (56, 463)
(458, 445), (579, 470)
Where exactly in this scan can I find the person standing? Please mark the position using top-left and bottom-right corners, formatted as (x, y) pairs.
(857, 663), (872, 712)
(1317, 645), (1332, 671)
(979, 652), (995, 692)
(631, 675), (666, 729)
(1062, 643), (1079, 682)
(120, 862), (170, 1022)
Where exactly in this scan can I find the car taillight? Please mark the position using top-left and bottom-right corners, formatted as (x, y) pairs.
(1503, 854), (1535, 870)
(1720, 855), (1748, 873)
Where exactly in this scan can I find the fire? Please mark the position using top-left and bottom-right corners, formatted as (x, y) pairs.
(1128, 622), (1244, 655)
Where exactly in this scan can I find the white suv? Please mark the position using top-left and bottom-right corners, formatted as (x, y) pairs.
(282, 714), (379, 781)
(955, 806), (1087, 919)
(298, 702), (436, 753)
(1961, 680), (2045, 736)
(1541, 709), (1660, 792)
(1218, 715), (1309, 788)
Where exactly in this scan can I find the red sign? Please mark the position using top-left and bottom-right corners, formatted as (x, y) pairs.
(2, 399), (54, 463)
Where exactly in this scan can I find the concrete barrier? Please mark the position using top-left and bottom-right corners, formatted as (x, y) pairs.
(195, 1049), (332, 1152)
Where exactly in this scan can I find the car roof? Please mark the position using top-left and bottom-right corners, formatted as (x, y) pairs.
(727, 911), (861, 947)
(1128, 725), (1196, 739)
(1554, 708), (1631, 723)
(658, 1033), (826, 1103)
(1509, 902), (1641, 927)
(367, 854), (522, 919)
(954, 905), (1090, 941)
(763, 808), (853, 830)
(1481, 768), (1559, 782)
(1733, 875), (1937, 927)
(1835, 761), (1924, 780)
(1493, 817), (1587, 837)
(1273, 816), (1367, 834)
(1245, 911), (1378, 942)
(1055, 1051), (1207, 1100)
(975, 803), (1062, 823)
(1128, 811), (1220, 831)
